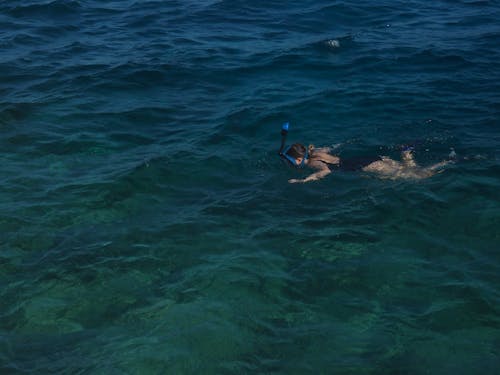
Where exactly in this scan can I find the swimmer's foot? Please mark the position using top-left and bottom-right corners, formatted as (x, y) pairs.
(448, 148), (458, 162)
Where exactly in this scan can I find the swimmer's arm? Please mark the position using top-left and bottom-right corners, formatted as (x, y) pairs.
(289, 169), (331, 183)
(289, 162), (331, 183)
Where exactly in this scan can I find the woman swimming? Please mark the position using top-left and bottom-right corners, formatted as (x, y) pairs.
(279, 123), (453, 183)
(282, 144), (453, 183)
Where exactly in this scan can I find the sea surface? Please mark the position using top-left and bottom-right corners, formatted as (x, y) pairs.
(1, 0), (500, 373)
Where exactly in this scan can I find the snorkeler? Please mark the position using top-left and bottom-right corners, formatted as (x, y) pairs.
(279, 123), (454, 183)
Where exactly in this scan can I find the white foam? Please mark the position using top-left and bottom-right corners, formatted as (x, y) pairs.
(325, 39), (340, 48)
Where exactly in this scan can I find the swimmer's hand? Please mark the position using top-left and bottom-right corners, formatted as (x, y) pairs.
(288, 176), (319, 183)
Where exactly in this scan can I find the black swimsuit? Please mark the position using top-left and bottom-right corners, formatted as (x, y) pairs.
(329, 156), (382, 172)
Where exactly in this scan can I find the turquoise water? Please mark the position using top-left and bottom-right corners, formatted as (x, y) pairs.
(1, 0), (500, 373)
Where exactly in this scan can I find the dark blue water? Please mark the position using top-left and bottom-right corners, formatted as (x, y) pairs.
(1, 0), (500, 373)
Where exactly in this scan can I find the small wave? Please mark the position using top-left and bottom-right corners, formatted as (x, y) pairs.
(319, 35), (356, 51)
(463, 0), (494, 7)
(325, 39), (340, 49)
(10, 32), (45, 46)
(0, 102), (39, 125)
(5, 0), (81, 19)
(476, 31), (500, 47)
(396, 49), (474, 71)
(301, 35), (354, 55)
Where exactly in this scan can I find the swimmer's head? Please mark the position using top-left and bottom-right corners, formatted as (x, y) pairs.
(282, 143), (308, 167)
(287, 143), (307, 158)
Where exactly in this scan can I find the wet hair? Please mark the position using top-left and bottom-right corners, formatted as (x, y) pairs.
(285, 143), (306, 159)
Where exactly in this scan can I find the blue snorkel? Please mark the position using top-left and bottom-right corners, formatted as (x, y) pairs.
(278, 122), (289, 155)
(279, 122), (309, 168)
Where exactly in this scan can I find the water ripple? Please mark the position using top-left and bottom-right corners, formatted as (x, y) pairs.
(2, 0), (500, 373)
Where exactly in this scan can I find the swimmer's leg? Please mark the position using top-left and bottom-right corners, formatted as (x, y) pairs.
(426, 159), (453, 172)
(427, 149), (458, 172)
(362, 158), (402, 178)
